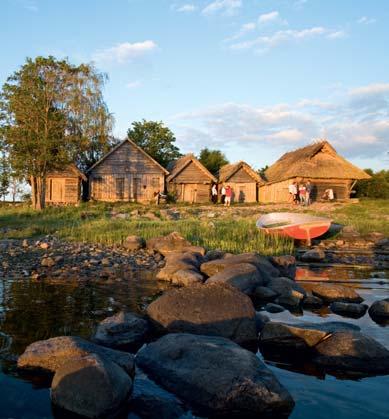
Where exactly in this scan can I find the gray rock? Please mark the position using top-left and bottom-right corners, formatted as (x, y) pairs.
(146, 284), (257, 345)
(302, 294), (324, 309)
(270, 255), (296, 279)
(129, 368), (185, 419)
(171, 269), (204, 286)
(255, 312), (270, 333)
(300, 247), (325, 262)
(123, 235), (145, 251)
(136, 333), (294, 417)
(330, 302), (368, 318)
(267, 277), (306, 308)
(205, 263), (263, 294)
(253, 286), (278, 301)
(314, 331), (389, 375)
(368, 298), (389, 320)
(51, 354), (132, 418)
(203, 249), (225, 262)
(264, 303), (285, 313)
(17, 336), (135, 376)
(93, 311), (150, 351)
(146, 232), (205, 256)
(309, 283), (363, 303)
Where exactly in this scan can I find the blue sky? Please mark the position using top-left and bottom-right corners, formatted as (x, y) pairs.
(1, 0), (389, 170)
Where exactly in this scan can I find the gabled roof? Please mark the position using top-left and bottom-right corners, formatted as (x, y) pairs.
(219, 161), (262, 183)
(48, 164), (87, 181)
(264, 140), (371, 183)
(87, 138), (169, 174)
(167, 153), (217, 183)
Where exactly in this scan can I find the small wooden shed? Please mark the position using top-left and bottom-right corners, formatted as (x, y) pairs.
(45, 165), (86, 205)
(167, 154), (217, 203)
(218, 161), (262, 203)
(258, 140), (371, 203)
(87, 138), (169, 203)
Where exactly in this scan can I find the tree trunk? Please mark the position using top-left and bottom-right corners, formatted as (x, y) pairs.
(30, 176), (46, 210)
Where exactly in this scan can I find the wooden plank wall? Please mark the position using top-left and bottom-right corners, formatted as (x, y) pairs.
(46, 177), (80, 203)
(221, 167), (258, 202)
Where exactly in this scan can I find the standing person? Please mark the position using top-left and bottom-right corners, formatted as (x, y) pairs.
(288, 182), (297, 204)
(298, 183), (306, 205)
(305, 180), (312, 206)
(224, 185), (232, 207)
(154, 190), (160, 205)
(211, 183), (218, 204)
(221, 184), (226, 205)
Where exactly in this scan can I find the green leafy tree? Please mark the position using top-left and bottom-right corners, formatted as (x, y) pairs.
(198, 148), (229, 175)
(0, 151), (10, 200)
(355, 169), (389, 199)
(127, 119), (181, 167)
(0, 56), (113, 210)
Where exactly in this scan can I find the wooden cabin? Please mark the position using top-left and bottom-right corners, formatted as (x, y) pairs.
(218, 161), (262, 203)
(87, 138), (168, 203)
(167, 154), (217, 203)
(45, 165), (86, 205)
(258, 140), (371, 203)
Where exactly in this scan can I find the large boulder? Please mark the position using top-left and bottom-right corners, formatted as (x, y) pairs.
(129, 368), (185, 419)
(309, 283), (363, 303)
(252, 286), (278, 301)
(171, 269), (204, 286)
(368, 298), (389, 320)
(205, 263), (263, 294)
(313, 331), (389, 375)
(146, 284), (257, 345)
(17, 336), (135, 376)
(329, 302), (368, 318)
(156, 251), (203, 282)
(270, 255), (296, 279)
(92, 311), (150, 351)
(146, 232), (205, 256)
(51, 354), (132, 418)
(300, 247), (325, 262)
(136, 333), (295, 417)
(267, 277), (306, 308)
(200, 253), (279, 282)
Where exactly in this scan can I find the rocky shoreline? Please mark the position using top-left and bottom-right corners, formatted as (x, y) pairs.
(5, 231), (389, 418)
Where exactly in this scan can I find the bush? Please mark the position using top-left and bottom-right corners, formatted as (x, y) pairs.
(355, 169), (389, 199)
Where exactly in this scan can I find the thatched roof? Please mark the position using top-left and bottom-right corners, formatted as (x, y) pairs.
(264, 140), (371, 183)
(219, 161), (263, 183)
(167, 154), (217, 183)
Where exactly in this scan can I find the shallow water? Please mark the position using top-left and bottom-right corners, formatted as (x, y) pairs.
(0, 266), (388, 419)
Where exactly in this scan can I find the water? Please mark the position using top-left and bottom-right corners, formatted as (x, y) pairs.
(0, 266), (388, 419)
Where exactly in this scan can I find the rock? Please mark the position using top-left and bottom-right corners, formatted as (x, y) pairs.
(171, 269), (204, 286)
(341, 225), (360, 239)
(51, 354), (132, 418)
(17, 336), (135, 376)
(300, 247), (325, 262)
(330, 302), (368, 318)
(146, 232), (205, 256)
(267, 277), (306, 308)
(309, 283), (363, 303)
(129, 369), (185, 419)
(255, 312), (270, 333)
(136, 333), (294, 417)
(22, 239), (29, 248)
(41, 257), (55, 267)
(252, 286), (278, 301)
(302, 294), (324, 308)
(200, 253), (279, 282)
(314, 331), (389, 375)
(270, 255), (296, 279)
(156, 252), (203, 282)
(264, 303), (285, 313)
(368, 298), (389, 320)
(146, 284), (257, 345)
(93, 311), (150, 351)
(205, 263), (263, 294)
(39, 242), (50, 249)
(203, 249), (225, 262)
(123, 235), (145, 251)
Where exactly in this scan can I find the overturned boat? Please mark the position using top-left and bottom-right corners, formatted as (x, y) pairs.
(256, 212), (331, 244)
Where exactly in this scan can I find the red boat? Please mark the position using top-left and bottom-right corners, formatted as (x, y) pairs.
(256, 212), (331, 244)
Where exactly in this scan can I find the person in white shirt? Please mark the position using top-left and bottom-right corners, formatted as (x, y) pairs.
(211, 183), (218, 204)
(288, 182), (297, 203)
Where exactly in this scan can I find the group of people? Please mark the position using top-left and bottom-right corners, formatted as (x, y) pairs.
(288, 180), (313, 206)
(211, 183), (232, 206)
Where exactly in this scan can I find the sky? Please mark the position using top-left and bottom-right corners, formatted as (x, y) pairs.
(1, 0), (389, 171)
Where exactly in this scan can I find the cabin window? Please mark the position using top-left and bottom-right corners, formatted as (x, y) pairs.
(151, 177), (159, 187)
(116, 177), (125, 199)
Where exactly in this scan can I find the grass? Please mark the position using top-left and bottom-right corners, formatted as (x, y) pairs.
(0, 199), (387, 255)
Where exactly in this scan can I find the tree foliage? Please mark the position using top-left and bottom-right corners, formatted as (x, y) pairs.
(355, 169), (389, 199)
(127, 119), (181, 168)
(198, 148), (229, 175)
(0, 56), (113, 209)
(0, 151), (10, 200)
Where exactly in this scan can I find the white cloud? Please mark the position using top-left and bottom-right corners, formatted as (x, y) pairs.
(229, 26), (344, 53)
(126, 80), (142, 89)
(171, 82), (389, 159)
(93, 41), (157, 65)
(259, 11), (278, 23)
(327, 30), (346, 39)
(202, 0), (242, 16)
(224, 22), (256, 41)
(176, 4), (197, 13)
(357, 16), (376, 25)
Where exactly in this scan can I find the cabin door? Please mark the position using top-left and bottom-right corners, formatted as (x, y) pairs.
(51, 179), (64, 202)
(132, 178), (141, 201)
(116, 178), (124, 200)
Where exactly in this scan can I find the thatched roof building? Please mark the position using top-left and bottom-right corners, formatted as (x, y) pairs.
(219, 161), (262, 203)
(167, 154), (217, 203)
(259, 140), (371, 203)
